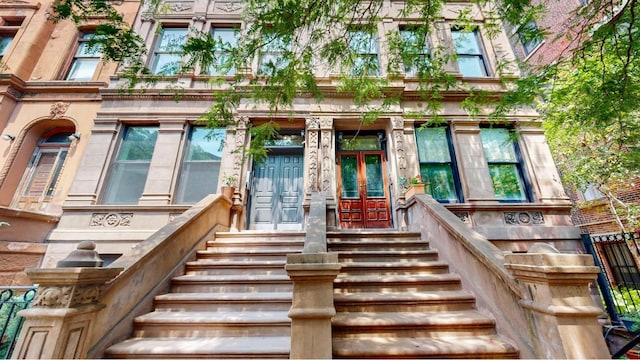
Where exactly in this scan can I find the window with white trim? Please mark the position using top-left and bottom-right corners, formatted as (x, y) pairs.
(174, 126), (225, 204)
(151, 27), (187, 75)
(102, 126), (159, 204)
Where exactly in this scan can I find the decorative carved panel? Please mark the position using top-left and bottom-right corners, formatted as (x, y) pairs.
(90, 213), (133, 227)
(504, 211), (544, 225)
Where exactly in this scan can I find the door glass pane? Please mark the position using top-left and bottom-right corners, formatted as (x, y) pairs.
(46, 150), (67, 196)
(488, 164), (527, 201)
(340, 155), (359, 198)
(24, 152), (58, 197)
(421, 164), (457, 202)
(365, 154), (384, 197)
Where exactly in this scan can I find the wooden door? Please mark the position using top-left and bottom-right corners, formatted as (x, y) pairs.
(249, 153), (304, 230)
(337, 151), (391, 228)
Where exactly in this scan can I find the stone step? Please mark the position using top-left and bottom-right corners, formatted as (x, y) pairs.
(207, 237), (304, 251)
(338, 261), (449, 276)
(104, 336), (290, 359)
(328, 239), (429, 252)
(333, 290), (476, 312)
(336, 249), (439, 262)
(132, 311), (291, 338)
(327, 231), (422, 241)
(171, 274), (292, 293)
(196, 249), (301, 261)
(154, 292), (292, 312)
(334, 273), (462, 293)
(185, 260), (287, 275)
(332, 335), (519, 359)
(332, 310), (498, 338)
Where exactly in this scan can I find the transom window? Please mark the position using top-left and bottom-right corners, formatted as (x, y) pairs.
(415, 127), (462, 203)
(348, 29), (380, 76)
(175, 127), (225, 204)
(452, 28), (489, 77)
(66, 33), (102, 81)
(102, 126), (159, 204)
(480, 128), (529, 202)
(151, 27), (188, 75)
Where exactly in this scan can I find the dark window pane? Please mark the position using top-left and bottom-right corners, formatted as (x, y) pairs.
(420, 164), (457, 202)
(365, 155), (384, 197)
(340, 155), (359, 198)
(488, 164), (527, 201)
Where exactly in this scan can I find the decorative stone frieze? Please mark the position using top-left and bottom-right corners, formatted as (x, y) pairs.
(504, 211), (544, 225)
(49, 102), (70, 119)
(217, 2), (242, 13)
(90, 213), (133, 227)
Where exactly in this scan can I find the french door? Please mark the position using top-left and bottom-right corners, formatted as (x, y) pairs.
(337, 151), (391, 228)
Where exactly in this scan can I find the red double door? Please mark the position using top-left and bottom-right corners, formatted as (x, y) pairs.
(337, 151), (392, 228)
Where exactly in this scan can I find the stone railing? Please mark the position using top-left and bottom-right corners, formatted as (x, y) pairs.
(286, 192), (341, 359)
(12, 194), (232, 359)
(407, 194), (609, 359)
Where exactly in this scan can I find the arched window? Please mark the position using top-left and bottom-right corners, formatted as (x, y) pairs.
(12, 129), (73, 211)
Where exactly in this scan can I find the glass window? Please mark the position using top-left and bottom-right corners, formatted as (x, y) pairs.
(66, 33), (102, 81)
(452, 28), (488, 77)
(175, 127), (225, 204)
(399, 27), (430, 76)
(151, 27), (188, 75)
(415, 127), (461, 203)
(102, 126), (159, 204)
(208, 27), (238, 75)
(517, 21), (542, 56)
(0, 36), (13, 58)
(480, 128), (529, 202)
(349, 29), (379, 76)
(258, 33), (289, 75)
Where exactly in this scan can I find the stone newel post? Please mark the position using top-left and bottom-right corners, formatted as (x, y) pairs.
(504, 244), (609, 359)
(12, 243), (122, 359)
(286, 252), (341, 359)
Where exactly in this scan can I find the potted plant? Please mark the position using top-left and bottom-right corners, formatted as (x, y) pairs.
(221, 173), (236, 199)
(402, 174), (426, 199)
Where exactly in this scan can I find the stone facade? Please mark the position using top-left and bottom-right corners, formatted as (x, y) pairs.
(1, 0), (580, 277)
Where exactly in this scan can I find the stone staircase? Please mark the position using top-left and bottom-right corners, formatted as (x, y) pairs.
(104, 231), (304, 359)
(328, 230), (519, 359)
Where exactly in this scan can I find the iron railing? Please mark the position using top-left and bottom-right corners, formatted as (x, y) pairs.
(0, 286), (36, 359)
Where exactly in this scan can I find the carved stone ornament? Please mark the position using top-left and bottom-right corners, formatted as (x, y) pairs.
(307, 130), (319, 193)
(32, 285), (101, 308)
(454, 212), (471, 224)
(50, 102), (70, 119)
(394, 130), (406, 175)
(217, 2), (242, 12)
(321, 130), (332, 192)
(504, 211), (544, 225)
(171, 2), (192, 12)
(305, 117), (320, 129)
(141, 11), (155, 22)
(392, 117), (404, 129)
(90, 213), (133, 227)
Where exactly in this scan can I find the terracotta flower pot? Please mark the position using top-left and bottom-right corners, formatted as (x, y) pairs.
(221, 186), (235, 199)
(405, 184), (425, 199)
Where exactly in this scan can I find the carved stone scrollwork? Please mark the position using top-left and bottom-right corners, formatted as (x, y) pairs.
(504, 211), (545, 225)
(321, 130), (332, 192)
(50, 102), (70, 119)
(392, 117), (404, 129)
(306, 117), (320, 192)
(394, 130), (406, 177)
(90, 213), (133, 227)
(32, 285), (102, 308)
(454, 212), (471, 224)
(232, 117), (248, 188)
(217, 2), (242, 12)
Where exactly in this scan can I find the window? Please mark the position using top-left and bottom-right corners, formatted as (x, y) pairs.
(517, 21), (542, 56)
(258, 33), (289, 75)
(600, 240), (640, 287)
(480, 128), (529, 202)
(208, 26), (238, 76)
(66, 33), (102, 81)
(151, 27), (187, 75)
(0, 17), (23, 61)
(102, 126), (159, 204)
(399, 27), (430, 76)
(175, 127), (225, 204)
(12, 130), (72, 211)
(452, 28), (488, 77)
(415, 127), (462, 203)
(349, 29), (379, 76)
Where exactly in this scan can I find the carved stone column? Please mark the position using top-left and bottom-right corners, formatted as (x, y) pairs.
(12, 267), (122, 359)
(319, 118), (336, 226)
(305, 117), (320, 194)
(392, 116), (409, 230)
(229, 117), (248, 231)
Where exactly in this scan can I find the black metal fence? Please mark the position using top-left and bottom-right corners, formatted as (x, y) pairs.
(583, 232), (640, 325)
(0, 286), (36, 359)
